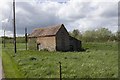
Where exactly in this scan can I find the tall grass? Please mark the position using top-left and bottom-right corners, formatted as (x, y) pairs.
(2, 42), (118, 78)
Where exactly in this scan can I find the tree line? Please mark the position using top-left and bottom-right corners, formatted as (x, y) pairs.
(1, 27), (120, 43)
(69, 28), (120, 42)
(0, 36), (26, 43)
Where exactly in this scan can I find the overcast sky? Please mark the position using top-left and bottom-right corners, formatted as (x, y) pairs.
(0, 0), (119, 37)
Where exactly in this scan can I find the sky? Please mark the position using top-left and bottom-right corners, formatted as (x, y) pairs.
(0, 0), (119, 37)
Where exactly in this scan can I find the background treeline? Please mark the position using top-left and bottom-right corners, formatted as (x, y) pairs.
(0, 36), (26, 43)
(69, 28), (120, 42)
(0, 27), (120, 43)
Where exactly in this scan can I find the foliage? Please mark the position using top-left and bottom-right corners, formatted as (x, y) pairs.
(69, 28), (119, 42)
(116, 31), (120, 41)
(70, 29), (82, 40)
(82, 30), (96, 42)
(95, 28), (113, 41)
(1, 36), (26, 43)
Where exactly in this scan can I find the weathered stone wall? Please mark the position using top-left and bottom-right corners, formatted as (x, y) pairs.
(36, 36), (56, 51)
(69, 36), (82, 51)
(56, 25), (70, 51)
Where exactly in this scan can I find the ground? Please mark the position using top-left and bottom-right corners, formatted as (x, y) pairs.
(1, 42), (118, 78)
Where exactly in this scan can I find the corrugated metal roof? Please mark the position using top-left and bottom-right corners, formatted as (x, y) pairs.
(29, 24), (64, 37)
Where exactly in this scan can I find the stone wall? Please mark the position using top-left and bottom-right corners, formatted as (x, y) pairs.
(56, 25), (70, 51)
(36, 36), (56, 51)
(69, 36), (82, 51)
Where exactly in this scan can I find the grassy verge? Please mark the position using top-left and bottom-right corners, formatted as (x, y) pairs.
(2, 50), (24, 78)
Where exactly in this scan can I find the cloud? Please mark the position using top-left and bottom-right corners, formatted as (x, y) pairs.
(0, 0), (118, 36)
(1, 19), (8, 23)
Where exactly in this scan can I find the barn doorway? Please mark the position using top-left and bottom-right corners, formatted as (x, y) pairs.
(37, 43), (42, 51)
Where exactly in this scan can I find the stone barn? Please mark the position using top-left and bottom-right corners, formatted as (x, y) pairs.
(28, 24), (82, 51)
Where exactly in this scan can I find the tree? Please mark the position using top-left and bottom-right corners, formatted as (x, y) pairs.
(116, 31), (120, 41)
(82, 28), (113, 42)
(70, 29), (82, 40)
(69, 27), (114, 42)
(82, 30), (96, 42)
(95, 28), (112, 42)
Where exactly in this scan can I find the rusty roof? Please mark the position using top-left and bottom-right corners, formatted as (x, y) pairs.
(29, 24), (64, 37)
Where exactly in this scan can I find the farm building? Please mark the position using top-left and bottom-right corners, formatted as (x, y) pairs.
(28, 24), (82, 51)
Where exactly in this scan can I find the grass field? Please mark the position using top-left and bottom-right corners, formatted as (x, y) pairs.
(2, 42), (118, 78)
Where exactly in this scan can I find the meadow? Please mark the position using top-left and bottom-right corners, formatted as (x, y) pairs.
(1, 42), (118, 78)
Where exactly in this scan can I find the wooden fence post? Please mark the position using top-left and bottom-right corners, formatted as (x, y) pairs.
(4, 30), (5, 48)
(59, 61), (62, 80)
(25, 27), (27, 50)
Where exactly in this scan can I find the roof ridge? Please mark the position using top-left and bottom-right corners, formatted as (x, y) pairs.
(34, 24), (63, 31)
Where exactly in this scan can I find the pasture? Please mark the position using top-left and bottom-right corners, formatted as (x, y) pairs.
(1, 42), (118, 78)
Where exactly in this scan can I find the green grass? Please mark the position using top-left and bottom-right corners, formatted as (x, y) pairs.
(82, 42), (118, 51)
(2, 42), (118, 78)
(2, 50), (24, 78)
